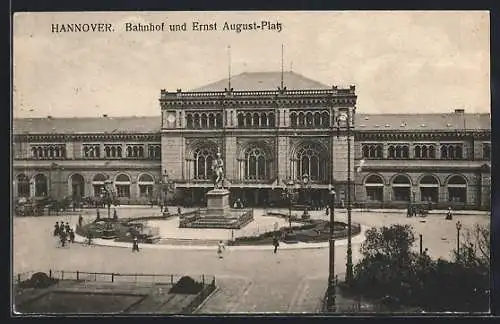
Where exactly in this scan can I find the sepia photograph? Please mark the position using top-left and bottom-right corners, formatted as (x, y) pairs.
(12, 11), (491, 314)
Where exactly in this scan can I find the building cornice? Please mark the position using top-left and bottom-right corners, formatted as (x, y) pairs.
(13, 133), (161, 142)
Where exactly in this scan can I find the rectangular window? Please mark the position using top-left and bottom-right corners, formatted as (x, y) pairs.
(139, 185), (154, 198)
(116, 185), (130, 198)
(483, 143), (491, 160)
(366, 187), (383, 201)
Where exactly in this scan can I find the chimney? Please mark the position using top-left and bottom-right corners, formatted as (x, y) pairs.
(454, 109), (465, 114)
(102, 114), (108, 118)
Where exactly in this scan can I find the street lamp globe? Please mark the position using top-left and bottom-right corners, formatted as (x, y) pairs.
(456, 221), (462, 231)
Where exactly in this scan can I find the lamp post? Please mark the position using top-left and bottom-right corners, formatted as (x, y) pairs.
(456, 221), (462, 260)
(104, 177), (113, 218)
(337, 111), (354, 283)
(327, 185), (336, 312)
(283, 179), (297, 229)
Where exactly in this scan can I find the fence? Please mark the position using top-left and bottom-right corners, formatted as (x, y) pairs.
(15, 270), (215, 287)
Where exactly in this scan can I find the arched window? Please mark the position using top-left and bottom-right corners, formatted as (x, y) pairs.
(388, 146), (395, 158)
(402, 145), (409, 158)
(321, 111), (330, 127)
(237, 113), (244, 127)
(419, 175), (439, 202)
(295, 144), (325, 181)
(428, 145), (435, 158)
(92, 173), (107, 196)
(268, 113), (276, 127)
(421, 146), (428, 158)
(70, 174), (85, 198)
(448, 145), (455, 159)
(111, 147), (116, 158)
(126, 146), (132, 157)
(395, 146), (402, 158)
(362, 145), (369, 158)
(369, 146), (376, 158)
(138, 146), (144, 158)
(290, 113), (297, 127)
(298, 113), (305, 127)
(245, 113), (252, 126)
(260, 113), (268, 127)
(16, 174), (30, 197)
(216, 113), (223, 128)
(441, 145), (448, 159)
(447, 175), (467, 203)
(253, 113), (260, 127)
(306, 112), (313, 126)
(138, 173), (155, 199)
(244, 146), (268, 180)
(392, 174), (411, 201)
(365, 174), (384, 202)
(37, 147), (43, 158)
(314, 112), (321, 126)
(115, 173), (131, 198)
(194, 147), (216, 180)
(201, 114), (208, 128)
(376, 145), (383, 158)
(34, 174), (48, 197)
(133, 146), (138, 157)
(414, 146), (421, 158)
(194, 114), (200, 128)
(208, 114), (215, 128)
(455, 145), (463, 159)
(49, 147), (54, 158)
(186, 114), (193, 128)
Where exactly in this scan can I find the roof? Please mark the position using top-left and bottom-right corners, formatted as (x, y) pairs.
(12, 116), (161, 135)
(13, 112), (490, 135)
(355, 113), (491, 131)
(190, 71), (330, 92)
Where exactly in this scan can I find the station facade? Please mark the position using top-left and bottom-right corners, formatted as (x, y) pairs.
(13, 72), (491, 210)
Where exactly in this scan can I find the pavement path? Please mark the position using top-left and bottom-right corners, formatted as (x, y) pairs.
(13, 207), (489, 313)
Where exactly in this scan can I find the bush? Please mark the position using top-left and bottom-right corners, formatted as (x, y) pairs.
(19, 272), (58, 289)
(169, 276), (204, 294)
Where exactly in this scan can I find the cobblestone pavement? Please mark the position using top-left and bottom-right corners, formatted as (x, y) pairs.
(13, 207), (489, 313)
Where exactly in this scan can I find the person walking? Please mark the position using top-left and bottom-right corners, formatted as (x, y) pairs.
(446, 206), (453, 220)
(78, 214), (83, 228)
(132, 237), (140, 252)
(53, 222), (60, 237)
(65, 222), (71, 234)
(69, 229), (75, 243)
(217, 240), (225, 259)
(272, 236), (280, 254)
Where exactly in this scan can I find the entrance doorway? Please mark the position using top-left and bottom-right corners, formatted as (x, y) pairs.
(70, 174), (85, 198)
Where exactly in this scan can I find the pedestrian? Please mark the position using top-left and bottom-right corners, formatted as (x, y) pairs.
(446, 206), (453, 220)
(65, 222), (71, 234)
(132, 237), (140, 252)
(325, 206), (329, 217)
(217, 240), (225, 259)
(59, 231), (67, 247)
(87, 231), (93, 246)
(78, 214), (83, 228)
(272, 236), (280, 254)
(69, 229), (75, 243)
(53, 222), (60, 236)
(113, 208), (118, 221)
(177, 207), (182, 215)
(407, 205), (411, 218)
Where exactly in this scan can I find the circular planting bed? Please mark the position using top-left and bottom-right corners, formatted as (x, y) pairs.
(75, 216), (165, 244)
(229, 218), (361, 246)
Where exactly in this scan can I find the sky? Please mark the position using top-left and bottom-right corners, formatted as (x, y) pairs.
(13, 11), (490, 118)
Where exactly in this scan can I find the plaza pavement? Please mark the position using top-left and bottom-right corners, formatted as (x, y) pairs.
(13, 206), (489, 313)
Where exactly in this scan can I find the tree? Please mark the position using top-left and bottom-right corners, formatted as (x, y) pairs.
(347, 223), (490, 312)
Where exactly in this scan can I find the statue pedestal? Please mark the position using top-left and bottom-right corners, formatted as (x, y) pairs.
(205, 189), (230, 218)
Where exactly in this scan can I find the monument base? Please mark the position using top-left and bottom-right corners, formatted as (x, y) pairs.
(179, 188), (254, 229)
